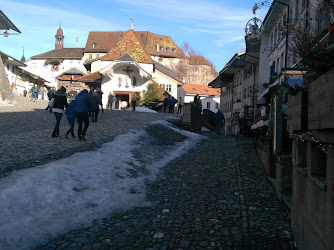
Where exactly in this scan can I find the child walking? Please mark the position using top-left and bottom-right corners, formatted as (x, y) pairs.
(64, 99), (76, 139)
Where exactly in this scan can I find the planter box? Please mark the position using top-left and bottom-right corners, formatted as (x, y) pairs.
(287, 90), (308, 131)
(308, 67), (334, 130)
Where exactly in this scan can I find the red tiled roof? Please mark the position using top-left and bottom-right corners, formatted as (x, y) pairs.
(181, 83), (220, 96)
(76, 71), (101, 82)
(102, 29), (153, 64)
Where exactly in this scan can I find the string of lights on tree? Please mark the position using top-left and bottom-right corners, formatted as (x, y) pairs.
(289, 130), (334, 154)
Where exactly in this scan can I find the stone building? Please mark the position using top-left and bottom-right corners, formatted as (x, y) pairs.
(209, 0), (334, 248)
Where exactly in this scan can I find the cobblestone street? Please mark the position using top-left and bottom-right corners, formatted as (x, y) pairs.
(1, 96), (294, 249)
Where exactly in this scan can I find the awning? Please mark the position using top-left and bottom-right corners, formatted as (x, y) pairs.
(105, 61), (151, 79)
(0, 10), (20, 33)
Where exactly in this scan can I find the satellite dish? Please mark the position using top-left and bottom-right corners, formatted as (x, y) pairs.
(222, 87), (227, 92)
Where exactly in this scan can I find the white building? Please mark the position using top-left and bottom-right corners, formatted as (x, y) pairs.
(24, 26), (85, 89)
(78, 29), (181, 109)
(178, 83), (220, 113)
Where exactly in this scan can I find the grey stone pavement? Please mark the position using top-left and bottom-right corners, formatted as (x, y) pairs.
(0, 96), (294, 249)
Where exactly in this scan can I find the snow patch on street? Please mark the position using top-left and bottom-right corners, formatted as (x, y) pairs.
(0, 120), (204, 249)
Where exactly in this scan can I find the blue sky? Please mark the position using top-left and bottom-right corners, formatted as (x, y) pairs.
(0, 0), (267, 72)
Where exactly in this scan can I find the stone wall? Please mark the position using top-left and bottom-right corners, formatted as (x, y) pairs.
(288, 66), (334, 249)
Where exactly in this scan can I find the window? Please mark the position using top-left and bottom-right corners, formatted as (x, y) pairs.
(277, 57), (280, 73)
(166, 60), (171, 66)
(215, 103), (219, 109)
(295, 0), (299, 18)
(92, 43), (97, 49)
(160, 84), (165, 89)
(96, 54), (99, 58)
(207, 102), (210, 109)
(89, 54), (92, 59)
(160, 47), (164, 52)
(166, 47), (170, 53)
(51, 63), (59, 72)
(172, 48), (176, 53)
(166, 84), (171, 92)
(281, 53), (285, 69)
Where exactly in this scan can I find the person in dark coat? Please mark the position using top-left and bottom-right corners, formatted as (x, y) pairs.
(214, 110), (225, 135)
(89, 92), (100, 123)
(75, 89), (92, 141)
(64, 99), (76, 139)
(46, 87), (55, 112)
(163, 95), (169, 113)
(52, 86), (68, 138)
(96, 88), (104, 114)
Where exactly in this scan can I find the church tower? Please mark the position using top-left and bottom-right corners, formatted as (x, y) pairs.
(55, 24), (64, 50)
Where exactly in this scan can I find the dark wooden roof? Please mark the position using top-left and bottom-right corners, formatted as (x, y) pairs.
(76, 71), (101, 82)
(30, 48), (84, 59)
(154, 61), (180, 82)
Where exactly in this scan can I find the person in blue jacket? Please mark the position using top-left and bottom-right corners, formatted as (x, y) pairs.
(75, 89), (92, 141)
(214, 109), (225, 135)
(64, 99), (76, 139)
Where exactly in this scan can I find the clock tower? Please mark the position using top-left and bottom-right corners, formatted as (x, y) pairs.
(55, 25), (64, 50)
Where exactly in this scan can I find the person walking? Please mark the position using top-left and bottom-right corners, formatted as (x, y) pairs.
(31, 85), (37, 102)
(169, 96), (176, 113)
(64, 99), (76, 139)
(75, 89), (92, 141)
(51, 86), (68, 138)
(46, 87), (55, 112)
(96, 88), (104, 114)
(231, 111), (240, 136)
(163, 95), (169, 113)
(214, 109), (225, 135)
(177, 96), (183, 114)
(90, 92), (100, 123)
(107, 92), (113, 110)
(131, 95), (137, 111)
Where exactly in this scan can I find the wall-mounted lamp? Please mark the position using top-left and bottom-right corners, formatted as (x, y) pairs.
(4, 31), (9, 37)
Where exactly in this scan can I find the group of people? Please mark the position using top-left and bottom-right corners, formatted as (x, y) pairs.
(214, 109), (240, 136)
(48, 87), (103, 141)
(163, 96), (183, 114)
(25, 85), (48, 102)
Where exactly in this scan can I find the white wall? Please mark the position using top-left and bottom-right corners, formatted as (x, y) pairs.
(25, 58), (86, 88)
